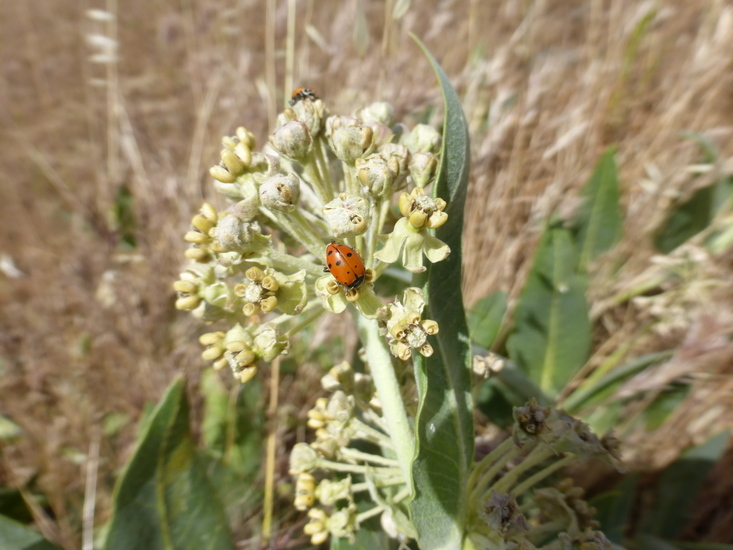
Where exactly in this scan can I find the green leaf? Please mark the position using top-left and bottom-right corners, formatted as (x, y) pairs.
(572, 147), (623, 270)
(110, 184), (137, 249)
(467, 291), (507, 349)
(104, 377), (234, 550)
(330, 525), (392, 550)
(654, 178), (733, 253)
(562, 350), (673, 414)
(0, 489), (33, 524)
(654, 134), (733, 254)
(200, 369), (263, 477)
(506, 221), (591, 397)
(591, 474), (639, 545)
(409, 34), (473, 550)
(0, 515), (62, 550)
(643, 385), (689, 431)
(640, 431), (730, 539)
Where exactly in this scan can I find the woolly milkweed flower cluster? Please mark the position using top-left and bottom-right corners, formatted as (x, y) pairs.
(174, 89), (448, 383)
(174, 89), (623, 548)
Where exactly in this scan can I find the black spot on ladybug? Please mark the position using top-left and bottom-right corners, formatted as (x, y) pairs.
(335, 260), (343, 266)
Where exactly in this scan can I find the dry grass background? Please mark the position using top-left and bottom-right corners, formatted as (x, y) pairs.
(1, 0), (733, 547)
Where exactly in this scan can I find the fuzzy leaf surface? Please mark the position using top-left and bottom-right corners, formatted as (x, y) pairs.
(409, 35), (473, 550)
(104, 377), (234, 550)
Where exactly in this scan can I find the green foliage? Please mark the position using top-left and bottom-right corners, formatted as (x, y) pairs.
(639, 431), (729, 540)
(0, 488), (33, 525)
(503, 147), (624, 400)
(572, 147), (623, 269)
(506, 221), (591, 397)
(467, 291), (507, 350)
(200, 369), (263, 477)
(0, 515), (62, 550)
(409, 34), (473, 550)
(592, 474), (639, 545)
(595, 432), (731, 549)
(104, 378), (235, 550)
(562, 350), (673, 414)
(110, 184), (137, 249)
(654, 133), (733, 253)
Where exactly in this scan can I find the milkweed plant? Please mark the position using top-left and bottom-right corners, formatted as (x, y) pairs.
(171, 39), (624, 550)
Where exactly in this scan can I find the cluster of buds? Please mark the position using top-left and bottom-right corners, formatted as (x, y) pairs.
(464, 399), (623, 548)
(289, 361), (412, 545)
(174, 89), (450, 384)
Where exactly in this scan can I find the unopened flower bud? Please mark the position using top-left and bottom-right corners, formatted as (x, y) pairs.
(289, 442), (320, 475)
(356, 154), (395, 197)
(356, 102), (395, 126)
(270, 120), (313, 160)
(235, 127), (256, 149)
(220, 149), (245, 176)
(409, 152), (438, 187)
(292, 98), (327, 138)
(209, 164), (236, 183)
(260, 173), (301, 211)
(322, 193), (370, 237)
(233, 142), (252, 166)
(327, 116), (374, 164)
(403, 123), (441, 154)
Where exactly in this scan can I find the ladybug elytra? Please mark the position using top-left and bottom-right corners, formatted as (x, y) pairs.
(324, 241), (366, 290)
(290, 87), (319, 106)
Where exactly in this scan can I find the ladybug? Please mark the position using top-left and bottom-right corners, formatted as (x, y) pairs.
(324, 241), (366, 289)
(290, 87), (319, 106)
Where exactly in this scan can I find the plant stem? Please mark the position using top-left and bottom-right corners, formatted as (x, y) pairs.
(491, 446), (554, 494)
(511, 454), (575, 496)
(357, 316), (416, 494)
(469, 444), (520, 502)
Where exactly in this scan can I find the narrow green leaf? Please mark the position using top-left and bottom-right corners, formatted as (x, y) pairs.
(0, 515), (62, 550)
(591, 474), (639, 545)
(562, 350), (673, 413)
(506, 221), (591, 397)
(110, 184), (137, 249)
(654, 133), (733, 254)
(104, 377), (234, 550)
(640, 431), (730, 539)
(654, 181), (726, 253)
(409, 35), (473, 550)
(643, 385), (689, 431)
(467, 291), (507, 349)
(573, 148), (623, 269)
